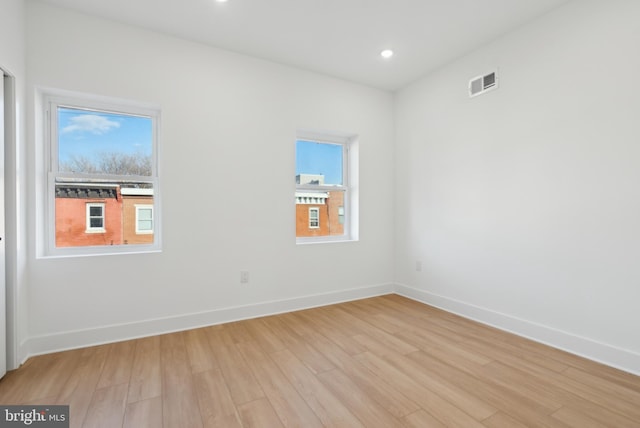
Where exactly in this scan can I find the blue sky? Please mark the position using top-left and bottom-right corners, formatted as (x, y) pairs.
(296, 140), (343, 185)
(58, 107), (152, 163)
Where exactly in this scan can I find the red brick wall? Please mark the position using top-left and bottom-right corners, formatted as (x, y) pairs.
(296, 191), (346, 238)
(327, 190), (345, 236)
(296, 204), (329, 237)
(55, 197), (123, 247)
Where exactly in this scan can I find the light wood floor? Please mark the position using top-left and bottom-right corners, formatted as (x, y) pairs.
(1, 295), (639, 428)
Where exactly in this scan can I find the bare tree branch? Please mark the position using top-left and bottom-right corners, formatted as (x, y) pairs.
(60, 151), (152, 176)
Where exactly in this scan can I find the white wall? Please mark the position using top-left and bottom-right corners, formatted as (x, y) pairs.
(395, 0), (640, 374)
(25, 1), (395, 356)
(1, 0), (28, 369)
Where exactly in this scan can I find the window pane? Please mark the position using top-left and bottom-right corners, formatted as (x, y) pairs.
(295, 190), (345, 237)
(138, 208), (152, 220)
(58, 107), (153, 176)
(55, 180), (155, 247)
(138, 220), (153, 231)
(295, 140), (343, 186)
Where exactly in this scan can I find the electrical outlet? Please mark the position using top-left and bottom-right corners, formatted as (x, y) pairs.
(416, 261), (422, 272)
(240, 270), (249, 284)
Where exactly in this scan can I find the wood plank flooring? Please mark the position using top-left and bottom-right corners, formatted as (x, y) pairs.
(1, 295), (639, 427)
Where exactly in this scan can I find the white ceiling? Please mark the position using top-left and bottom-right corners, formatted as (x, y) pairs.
(37, 0), (572, 90)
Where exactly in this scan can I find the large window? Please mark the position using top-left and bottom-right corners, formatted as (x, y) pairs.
(44, 92), (160, 256)
(295, 131), (356, 243)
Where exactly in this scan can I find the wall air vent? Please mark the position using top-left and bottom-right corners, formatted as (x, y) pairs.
(469, 71), (498, 98)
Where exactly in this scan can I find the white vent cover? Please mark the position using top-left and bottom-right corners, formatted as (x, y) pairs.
(469, 71), (498, 98)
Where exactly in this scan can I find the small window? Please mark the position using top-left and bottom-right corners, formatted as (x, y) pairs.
(295, 130), (356, 243)
(136, 205), (153, 234)
(309, 207), (320, 229)
(86, 203), (105, 232)
(44, 91), (161, 255)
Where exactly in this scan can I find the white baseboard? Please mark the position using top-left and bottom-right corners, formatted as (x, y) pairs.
(395, 283), (640, 376)
(22, 283), (394, 362)
(19, 282), (640, 376)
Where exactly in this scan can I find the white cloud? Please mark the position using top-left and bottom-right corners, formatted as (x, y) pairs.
(62, 114), (120, 135)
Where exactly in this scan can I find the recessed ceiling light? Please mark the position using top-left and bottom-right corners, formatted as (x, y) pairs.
(216, 0), (229, 3)
(380, 49), (394, 59)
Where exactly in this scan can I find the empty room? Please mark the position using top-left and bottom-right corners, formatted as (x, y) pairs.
(1, 0), (639, 426)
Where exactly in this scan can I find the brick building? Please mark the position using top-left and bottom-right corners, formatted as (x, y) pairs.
(55, 183), (154, 247)
(55, 183), (123, 247)
(121, 188), (154, 245)
(295, 190), (344, 237)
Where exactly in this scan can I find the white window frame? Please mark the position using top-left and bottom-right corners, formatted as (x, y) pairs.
(308, 207), (320, 229)
(41, 89), (162, 257)
(135, 204), (154, 234)
(296, 130), (358, 244)
(85, 203), (105, 233)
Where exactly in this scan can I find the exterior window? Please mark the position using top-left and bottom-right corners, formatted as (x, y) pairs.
(136, 205), (153, 234)
(44, 91), (160, 255)
(295, 130), (356, 243)
(309, 208), (320, 229)
(86, 203), (105, 232)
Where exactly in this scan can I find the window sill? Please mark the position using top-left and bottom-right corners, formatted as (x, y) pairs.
(40, 246), (162, 259)
(296, 237), (358, 245)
